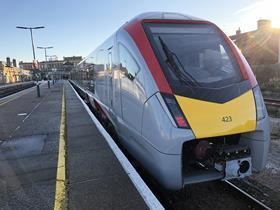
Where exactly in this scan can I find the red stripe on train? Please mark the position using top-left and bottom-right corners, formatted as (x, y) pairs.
(125, 20), (172, 94)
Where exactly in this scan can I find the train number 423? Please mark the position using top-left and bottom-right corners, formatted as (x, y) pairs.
(222, 116), (232, 122)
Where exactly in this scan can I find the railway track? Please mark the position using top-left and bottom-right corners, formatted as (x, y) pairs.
(0, 81), (35, 98)
(224, 180), (272, 210)
(136, 170), (273, 210)
(264, 98), (280, 107)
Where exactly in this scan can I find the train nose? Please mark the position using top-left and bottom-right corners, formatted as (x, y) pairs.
(175, 91), (256, 139)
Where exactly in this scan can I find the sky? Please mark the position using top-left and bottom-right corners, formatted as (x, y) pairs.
(1, 0), (279, 62)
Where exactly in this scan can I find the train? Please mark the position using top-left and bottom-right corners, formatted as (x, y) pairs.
(70, 12), (270, 190)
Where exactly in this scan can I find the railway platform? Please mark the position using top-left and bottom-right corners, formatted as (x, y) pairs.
(0, 81), (155, 209)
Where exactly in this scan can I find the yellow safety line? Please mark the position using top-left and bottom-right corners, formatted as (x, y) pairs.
(54, 86), (67, 210)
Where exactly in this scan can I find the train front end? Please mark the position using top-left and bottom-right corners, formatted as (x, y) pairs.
(125, 14), (270, 190)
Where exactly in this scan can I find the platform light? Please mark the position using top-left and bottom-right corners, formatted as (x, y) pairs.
(37, 46), (53, 62)
(16, 26), (45, 68)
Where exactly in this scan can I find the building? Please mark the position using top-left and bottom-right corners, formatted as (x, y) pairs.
(38, 60), (64, 72)
(230, 19), (280, 65)
(63, 56), (82, 67)
(19, 56), (83, 79)
(0, 58), (32, 84)
(18, 61), (34, 70)
(2, 65), (22, 83)
(0, 61), (4, 83)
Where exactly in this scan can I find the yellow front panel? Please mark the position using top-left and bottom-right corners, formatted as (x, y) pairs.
(175, 91), (256, 139)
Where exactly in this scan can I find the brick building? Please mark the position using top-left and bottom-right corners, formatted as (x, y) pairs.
(19, 56), (82, 79)
(0, 58), (32, 84)
(230, 19), (280, 65)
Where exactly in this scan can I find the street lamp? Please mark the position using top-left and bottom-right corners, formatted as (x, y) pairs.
(37, 46), (53, 62)
(37, 46), (53, 79)
(16, 26), (45, 67)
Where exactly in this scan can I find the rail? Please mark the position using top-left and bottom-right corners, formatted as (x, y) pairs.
(264, 97), (280, 103)
(224, 180), (272, 210)
(264, 98), (280, 107)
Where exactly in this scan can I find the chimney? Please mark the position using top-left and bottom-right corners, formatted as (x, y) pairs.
(6, 57), (11, 67)
(12, 59), (17, 67)
(236, 27), (241, 36)
(257, 19), (271, 31)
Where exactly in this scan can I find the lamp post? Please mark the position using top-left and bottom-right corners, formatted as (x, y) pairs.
(37, 46), (53, 79)
(37, 46), (53, 62)
(16, 26), (45, 68)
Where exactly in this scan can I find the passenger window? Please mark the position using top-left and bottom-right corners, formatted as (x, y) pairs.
(119, 43), (139, 80)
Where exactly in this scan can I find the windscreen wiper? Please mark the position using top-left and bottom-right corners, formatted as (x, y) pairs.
(158, 36), (200, 87)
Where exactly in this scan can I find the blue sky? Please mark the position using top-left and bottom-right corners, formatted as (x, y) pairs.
(1, 0), (278, 62)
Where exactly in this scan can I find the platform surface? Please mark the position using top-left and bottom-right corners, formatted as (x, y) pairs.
(0, 81), (147, 209)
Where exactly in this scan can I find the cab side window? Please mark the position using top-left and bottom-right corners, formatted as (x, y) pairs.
(119, 43), (139, 80)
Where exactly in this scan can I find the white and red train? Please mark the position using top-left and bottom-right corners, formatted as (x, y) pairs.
(71, 12), (270, 190)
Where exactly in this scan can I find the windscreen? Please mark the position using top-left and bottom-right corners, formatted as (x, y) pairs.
(145, 23), (243, 89)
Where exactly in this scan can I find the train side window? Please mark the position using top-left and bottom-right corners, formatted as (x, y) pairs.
(119, 43), (139, 80)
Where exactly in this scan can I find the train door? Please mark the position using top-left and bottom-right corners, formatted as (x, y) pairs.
(94, 49), (106, 104)
(119, 43), (142, 133)
(110, 46), (122, 119)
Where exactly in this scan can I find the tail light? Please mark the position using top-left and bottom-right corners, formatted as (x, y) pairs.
(162, 93), (190, 128)
(253, 86), (266, 120)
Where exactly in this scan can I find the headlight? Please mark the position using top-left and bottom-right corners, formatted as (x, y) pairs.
(253, 86), (266, 120)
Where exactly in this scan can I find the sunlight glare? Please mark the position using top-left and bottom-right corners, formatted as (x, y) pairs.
(255, 0), (280, 27)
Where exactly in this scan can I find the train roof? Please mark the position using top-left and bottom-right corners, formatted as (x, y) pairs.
(79, 12), (207, 65)
(119, 12), (207, 33)
(127, 12), (204, 23)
